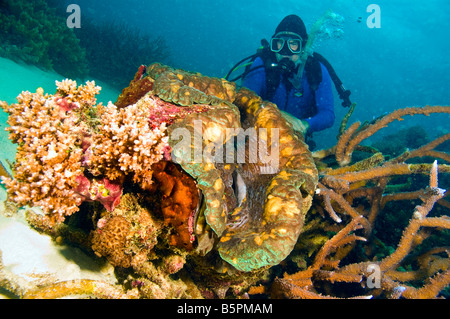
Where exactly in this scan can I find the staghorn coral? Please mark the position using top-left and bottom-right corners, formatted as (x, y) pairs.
(335, 106), (450, 166)
(270, 165), (449, 299)
(266, 107), (450, 299)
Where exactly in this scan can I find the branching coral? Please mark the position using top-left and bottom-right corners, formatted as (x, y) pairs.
(0, 81), (98, 224)
(0, 78), (171, 224)
(267, 103), (450, 299)
(335, 106), (450, 166)
(87, 96), (171, 190)
(269, 163), (449, 299)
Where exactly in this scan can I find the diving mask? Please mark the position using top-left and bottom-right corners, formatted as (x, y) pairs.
(270, 31), (303, 55)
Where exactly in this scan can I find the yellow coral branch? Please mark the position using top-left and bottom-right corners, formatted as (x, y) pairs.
(402, 270), (450, 299)
(336, 106), (450, 166)
(380, 187), (445, 272)
(334, 163), (450, 184)
(311, 216), (366, 270)
(23, 279), (137, 299)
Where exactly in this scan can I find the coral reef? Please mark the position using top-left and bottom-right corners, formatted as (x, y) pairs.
(1, 63), (449, 299)
(266, 107), (450, 299)
(0, 78), (170, 225)
(270, 163), (449, 299)
(0, 81), (98, 224)
(335, 106), (450, 166)
(87, 97), (171, 190)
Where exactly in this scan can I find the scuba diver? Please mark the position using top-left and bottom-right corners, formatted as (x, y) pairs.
(226, 14), (352, 149)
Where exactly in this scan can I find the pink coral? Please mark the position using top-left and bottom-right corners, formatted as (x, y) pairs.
(163, 255), (186, 274)
(87, 96), (171, 190)
(1, 80), (176, 224)
(73, 175), (123, 211)
(0, 84), (94, 224)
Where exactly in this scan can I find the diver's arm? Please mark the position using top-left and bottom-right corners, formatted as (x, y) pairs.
(280, 110), (309, 135)
(304, 63), (335, 132)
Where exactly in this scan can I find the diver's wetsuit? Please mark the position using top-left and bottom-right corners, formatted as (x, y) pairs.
(243, 57), (335, 133)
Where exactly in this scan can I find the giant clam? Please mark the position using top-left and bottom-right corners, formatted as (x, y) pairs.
(136, 63), (319, 272)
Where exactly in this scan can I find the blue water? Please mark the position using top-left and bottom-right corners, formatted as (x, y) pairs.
(5, 0), (450, 148)
(62, 0), (450, 148)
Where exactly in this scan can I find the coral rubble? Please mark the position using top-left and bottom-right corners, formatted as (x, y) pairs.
(1, 63), (449, 299)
